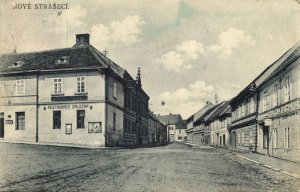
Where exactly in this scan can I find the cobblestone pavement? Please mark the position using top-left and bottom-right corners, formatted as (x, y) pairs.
(0, 142), (299, 192)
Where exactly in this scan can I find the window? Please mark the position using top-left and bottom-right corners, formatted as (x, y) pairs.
(53, 111), (61, 129)
(77, 110), (85, 128)
(53, 78), (63, 94)
(113, 81), (117, 99)
(263, 91), (269, 112)
(284, 127), (290, 149)
(284, 77), (291, 102)
(76, 77), (85, 93)
(179, 129), (181, 134)
(16, 79), (25, 95)
(113, 112), (116, 131)
(249, 130), (253, 144)
(250, 97), (255, 114)
(16, 112), (25, 130)
(273, 128), (278, 148)
(273, 85), (279, 107)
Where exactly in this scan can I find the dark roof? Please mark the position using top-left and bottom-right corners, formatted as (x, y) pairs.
(156, 114), (182, 125)
(175, 120), (187, 129)
(0, 41), (125, 78)
(205, 101), (230, 122)
(230, 41), (300, 105)
(203, 101), (226, 122)
(193, 102), (215, 124)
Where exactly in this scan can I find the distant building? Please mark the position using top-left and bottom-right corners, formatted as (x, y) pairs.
(0, 33), (150, 147)
(209, 101), (231, 147)
(186, 102), (214, 145)
(156, 113), (187, 142)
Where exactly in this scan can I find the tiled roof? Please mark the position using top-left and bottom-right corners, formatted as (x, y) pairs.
(156, 114), (182, 125)
(193, 103), (215, 123)
(230, 41), (300, 104)
(0, 42), (125, 78)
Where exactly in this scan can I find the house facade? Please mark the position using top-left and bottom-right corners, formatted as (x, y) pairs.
(256, 43), (300, 161)
(156, 113), (186, 142)
(229, 42), (300, 162)
(186, 102), (214, 145)
(0, 33), (150, 147)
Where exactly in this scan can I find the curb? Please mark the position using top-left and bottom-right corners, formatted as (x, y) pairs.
(233, 153), (300, 179)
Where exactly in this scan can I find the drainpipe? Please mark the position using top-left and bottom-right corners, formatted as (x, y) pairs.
(35, 70), (39, 142)
(255, 92), (259, 153)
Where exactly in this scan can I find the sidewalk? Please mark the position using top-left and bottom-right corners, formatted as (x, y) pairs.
(231, 150), (300, 179)
(184, 142), (300, 179)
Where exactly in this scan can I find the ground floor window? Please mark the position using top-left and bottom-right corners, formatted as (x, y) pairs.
(53, 111), (61, 129)
(273, 128), (278, 148)
(77, 110), (85, 128)
(284, 127), (290, 149)
(16, 112), (25, 130)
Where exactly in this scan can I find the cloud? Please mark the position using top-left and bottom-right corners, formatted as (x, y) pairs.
(151, 81), (214, 118)
(209, 27), (256, 57)
(47, 5), (88, 33)
(157, 40), (205, 73)
(91, 15), (144, 50)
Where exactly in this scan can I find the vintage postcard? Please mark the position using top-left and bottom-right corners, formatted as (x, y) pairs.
(0, 0), (300, 191)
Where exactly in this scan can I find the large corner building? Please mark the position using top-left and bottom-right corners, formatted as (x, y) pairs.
(0, 34), (150, 147)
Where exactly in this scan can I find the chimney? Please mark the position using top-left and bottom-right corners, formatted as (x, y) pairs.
(76, 34), (90, 44)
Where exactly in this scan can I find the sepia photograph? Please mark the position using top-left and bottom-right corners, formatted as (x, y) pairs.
(0, 0), (300, 191)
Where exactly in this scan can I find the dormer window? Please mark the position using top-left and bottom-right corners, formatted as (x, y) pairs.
(11, 61), (24, 68)
(55, 56), (69, 64)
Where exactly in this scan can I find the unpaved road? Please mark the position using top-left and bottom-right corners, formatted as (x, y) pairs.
(0, 142), (299, 192)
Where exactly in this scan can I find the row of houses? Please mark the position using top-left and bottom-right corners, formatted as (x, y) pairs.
(0, 33), (167, 147)
(186, 42), (300, 162)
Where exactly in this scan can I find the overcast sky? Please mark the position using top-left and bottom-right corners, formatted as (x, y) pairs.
(1, 0), (300, 118)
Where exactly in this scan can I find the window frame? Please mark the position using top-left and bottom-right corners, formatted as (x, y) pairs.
(16, 112), (25, 130)
(16, 79), (25, 96)
(77, 110), (85, 129)
(53, 111), (61, 129)
(113, 112), (116, 131)
(53, 78), (63, 94)
(113, 81), (117, 99)
(76, 76), (86, 93)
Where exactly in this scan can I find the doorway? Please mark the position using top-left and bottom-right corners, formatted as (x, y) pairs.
(0, 113), (4, 138)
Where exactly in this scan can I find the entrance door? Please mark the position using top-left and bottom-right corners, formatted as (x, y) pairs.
(0, 113), (4, 138)
(232, 132), (236, 149)
(263, 126), (269, 154)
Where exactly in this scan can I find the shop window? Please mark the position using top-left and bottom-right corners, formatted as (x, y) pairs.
(76, 77), (86, 93)
(53, 111), (61, 129)
(16, 112), (25, 130)
(16, 79), (25, 95)
(53, 78), (63, 94)
(113, 112), (116, 131)
(77, 110), (85, 128)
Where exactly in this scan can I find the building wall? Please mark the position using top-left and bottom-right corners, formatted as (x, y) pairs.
(257, 60), (300, 161)
(39, 103), (105, 146)
(174, 129), (187, 142)
(0, 75), (38, 142)
(105, 75), (124, 146)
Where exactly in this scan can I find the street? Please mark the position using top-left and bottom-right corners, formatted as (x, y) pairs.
(0, 142), (299, 192)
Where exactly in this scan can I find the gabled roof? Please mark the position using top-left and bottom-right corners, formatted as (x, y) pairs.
(203, 101), (227, 122)
(193, 102), (215, 123)
(230, 41), (300, 105)
(156, 114), (183, 125)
